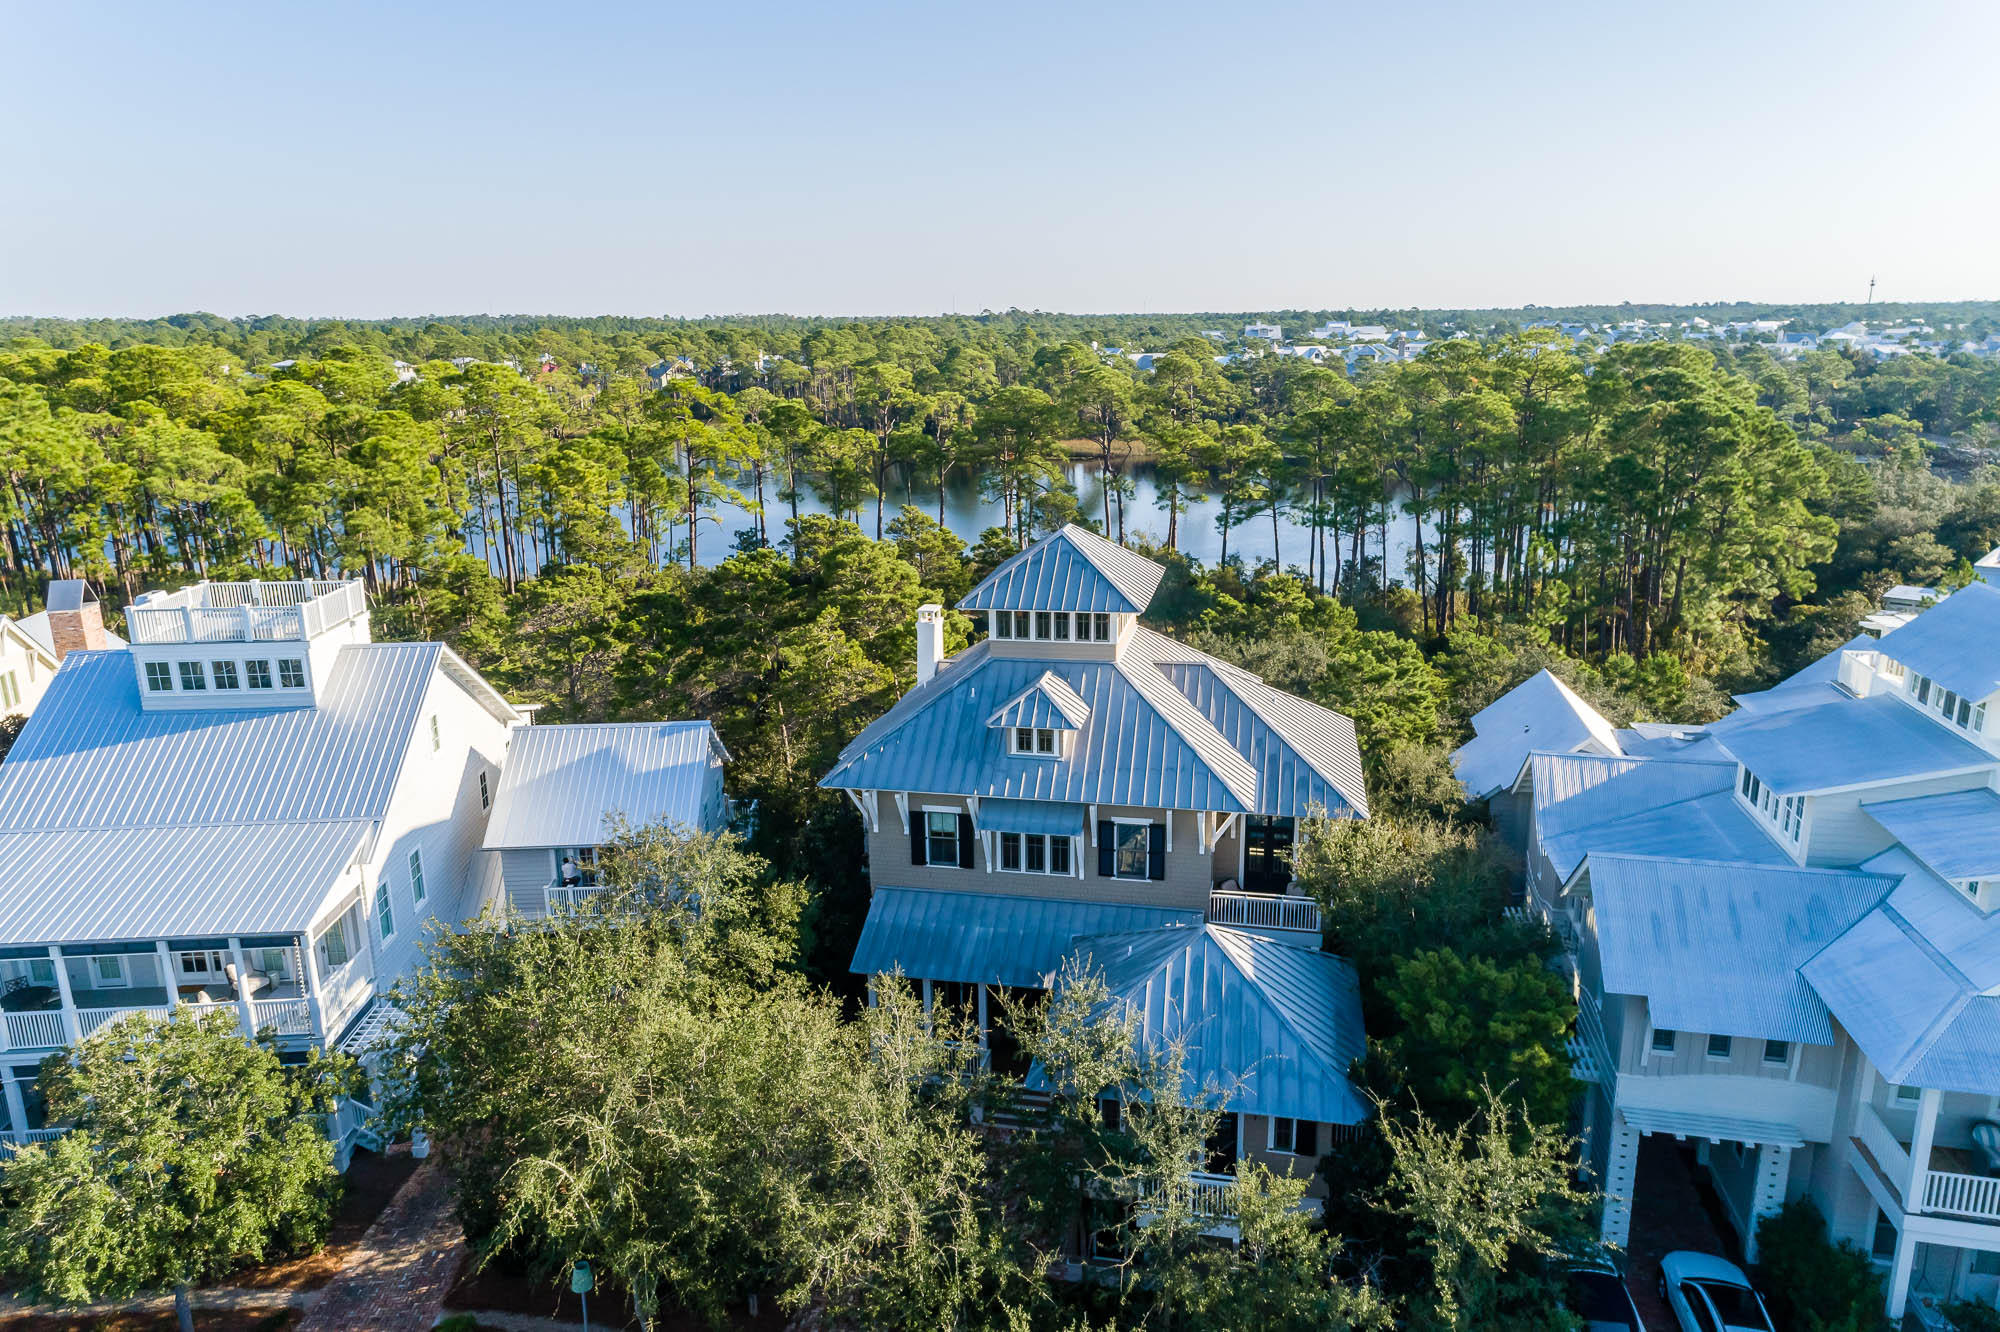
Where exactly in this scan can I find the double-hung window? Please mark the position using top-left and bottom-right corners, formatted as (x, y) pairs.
(1011, 611), (1030, 639)
(278, 658), (306, 689)
(993, 611), (1013, 639)
(408, 848), (426, 903)
(1034, 611), (1052, 639)
(210, 660), (240, 690)
(177, 661), (206, 690)
(375, 884), (395, 940)
(925, 810), (961, 866)
(1091, 613), (1112, 641)
(246, 659), (273, 689)
(145, 661), (174, 692)
(998, 831), (1071, 875)
(1051, 612), (1071, 641)
(1268, 1116), (1319, 1156)
(1112, 821), (1151, 878)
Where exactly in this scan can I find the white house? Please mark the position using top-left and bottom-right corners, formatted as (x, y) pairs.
(1482, 586), (2000, 1322)
(1243, 323), (1283, 342)
(0, 580), (114, 720)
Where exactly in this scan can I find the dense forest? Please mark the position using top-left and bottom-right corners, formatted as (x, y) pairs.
(5, 311), (2000, 977)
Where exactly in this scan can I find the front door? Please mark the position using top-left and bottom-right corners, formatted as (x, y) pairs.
(1205, 1112), (1239, 1175)
(1243, 816), (1295, 894)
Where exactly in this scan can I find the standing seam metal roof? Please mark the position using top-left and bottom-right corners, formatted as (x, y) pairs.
(482, 721), (727, 850)
(849, 886), (1201, 989)
(986, 672), (1093, 731)
(1710, 693), (1993, 795)
(956, 525), (1168, 615)
(1873, 582), (2000, 702)
(1860, 789), (2000, 882)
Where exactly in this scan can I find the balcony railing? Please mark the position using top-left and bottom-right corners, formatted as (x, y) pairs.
(548, 882), (604, 912)
(126, 580), (366, 644)
(1, 998), (316, 1052)
(2, 1009), (67, 1050)
(1923, 1168), (2000, 1223)
(1206, 890), (1321, 934)
(250, 997), (315, 1037)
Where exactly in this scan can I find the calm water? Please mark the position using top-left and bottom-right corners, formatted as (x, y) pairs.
(711, 462), (1422, 582)
(473, 461), (1422, 584)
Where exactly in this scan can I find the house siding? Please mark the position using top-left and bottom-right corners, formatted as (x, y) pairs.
(498, 849), (554, 916)
(863, 792), (1213, 911)
(1803, 771), (1993, 867)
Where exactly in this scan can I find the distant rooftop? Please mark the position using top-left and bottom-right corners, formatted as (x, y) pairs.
(125, 579), (367, 645)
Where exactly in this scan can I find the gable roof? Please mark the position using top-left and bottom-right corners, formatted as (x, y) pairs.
(957, 524), (1167, 615)
(0, 644), (444, 831)
(1587, 855), (1892, 1044)
(1056, 923), (1369, 1124)
(1861, 789), (2000, 882)
(1710, 692), (1992, 795)
(1873, 581), (2000, 702)
(1451, 669), (1620, 800)
(986, 671), (1092, 732)
(483, 721), (727, 850)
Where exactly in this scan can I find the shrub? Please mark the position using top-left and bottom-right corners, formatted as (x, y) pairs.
(1752, 1201), (1885, 1331)
(1941, 1301), (2000, 1332)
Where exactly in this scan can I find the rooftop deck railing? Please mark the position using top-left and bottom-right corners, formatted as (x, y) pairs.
(125, 580), (366, 645)
(1206, 889), (1321, 934)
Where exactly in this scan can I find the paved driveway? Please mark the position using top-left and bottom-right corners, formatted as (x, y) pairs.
(1621, 1136), (1737, 1330)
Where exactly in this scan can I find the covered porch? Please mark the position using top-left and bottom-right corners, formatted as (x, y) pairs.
(1852, 1090), (2000, 1321)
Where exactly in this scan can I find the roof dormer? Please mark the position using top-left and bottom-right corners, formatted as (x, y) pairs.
(125, 579), (372, 711)
(987, 671), (1090, 758)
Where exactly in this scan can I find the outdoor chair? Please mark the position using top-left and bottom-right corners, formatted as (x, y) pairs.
(1972, 1119), (2000, 1176)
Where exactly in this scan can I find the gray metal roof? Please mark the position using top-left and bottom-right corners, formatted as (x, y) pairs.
(822, 628), (1365, 818)
(1530, 753), (1786, 881)
(986, 672), (1091, 731)
(1728, 634), (1877, 711)
(1587, 854), (1892, 1044)
(0, 644), (443, 830)
(1861, 789), (2000, 882)
(957, 525), (1167, 614)
(850, 886), (1199, 989)
(977, 798), (1085, 836)
(1802, 905), (1992, 1091)
(1873, 581), (2000, 702)
(1710, 693), (1991, 795)
(1868, 847), (2000, 993)
(1451, 669), (1621, 800)
(0, 820), (370, 945)
(482, 721), (727, 850)
(1058, 923), (1369, 1124)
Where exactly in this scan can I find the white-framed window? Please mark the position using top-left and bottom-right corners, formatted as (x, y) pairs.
(90, 955), (127, 987)
(316, 914), (352, 970)
(1268, 1116), (1319, 1156)
(1091, 613), (1112, 642)
(993, 610), (1013, 639)
(1111, 820), (1151, 879)
(278, 658), (306, 689)
(177, 661), (206, 690)
(1034, 611), (1052, 639)
(1051, 612), (1071, 641)
(145, 660), (173, 691)
(1650, 1027), (1677, 1054)
(1011, 611), (1030, 639)
(925, 810), (961, 866)
(479, 771), (490, 810)
(246, 659), (273, 689)
(375, 884), (395, 940)
(1763, 1039), (1791, 1066)
(255, 947), (291, 979)
(408, 848), (426, 903)
(429, 715), (440, 751)
(1011, 726), (1058, 756)
(998, 831), (1072, 875)
(0, 672), (19, 708)
(1706, 1034), (1733, 1060)
(1894, 1082), (1922, 1105)
(210, 660), (240, 690)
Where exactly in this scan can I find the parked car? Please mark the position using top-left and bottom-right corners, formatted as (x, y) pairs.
(1658, 1252), (1775, 1332)
(1564, 1254), (1648, 1331)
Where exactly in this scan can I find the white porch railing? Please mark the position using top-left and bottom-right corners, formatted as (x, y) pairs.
(1206, 890), (1321, 934)
(126, 581), (364, 644)
(250, 997), (315, 1037)
(1860, 1102), (1915, 1201)
(2, 1010), (67, 1050)
(1923, 1169), (2000, 1223)
(548, 883), (604, 912)
(76, 1004), (174, 1038)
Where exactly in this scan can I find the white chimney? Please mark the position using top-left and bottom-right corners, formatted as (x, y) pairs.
(915, 604), (945, 686)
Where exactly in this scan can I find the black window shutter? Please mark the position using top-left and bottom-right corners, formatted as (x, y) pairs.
(1097, 822), (1114, 877)
(910, 817), (927, 866)
(1147, 823), (1166, 880)
(957, 811), (976, 868)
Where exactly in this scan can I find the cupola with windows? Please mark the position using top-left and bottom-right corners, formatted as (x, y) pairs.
(957, 524), (1165, 660)
(123, 579), (372, 711)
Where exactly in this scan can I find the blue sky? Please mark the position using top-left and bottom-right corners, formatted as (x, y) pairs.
(5, 1), (1997, 318)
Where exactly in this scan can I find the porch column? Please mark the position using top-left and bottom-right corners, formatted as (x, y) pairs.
(227, 937), (258, 1038)
(299, 934), (327, 1042)
(155, 941), (180, 1011)
(1743, 1143), (1791, 1263)
(1908, 1087), (1942, 1213)
(1598, 1116), (1642, 1247)
(2, 1072), (28, 1146)
(1886, 1225), (1917, 1321)
(47, 946), (79, 1045)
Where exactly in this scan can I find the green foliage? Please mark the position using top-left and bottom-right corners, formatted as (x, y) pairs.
(1378, 950), (1577, 1129)
(1751, 1201), (1887, 1332)
(0, 1010), (353, 1327)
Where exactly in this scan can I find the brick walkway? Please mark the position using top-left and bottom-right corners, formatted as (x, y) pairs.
(298, 1155), (467, 1332)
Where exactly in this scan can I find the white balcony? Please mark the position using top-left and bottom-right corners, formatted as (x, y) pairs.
(1856, 1101), (2000, 1226)
(125, 580), (366, 645)
(1206, 889), (1321, 936)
